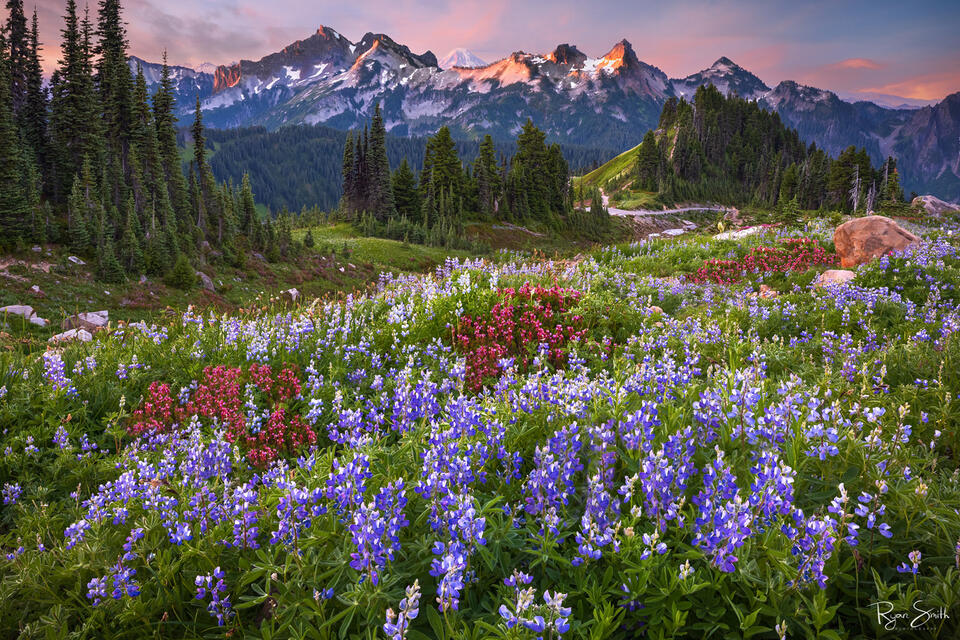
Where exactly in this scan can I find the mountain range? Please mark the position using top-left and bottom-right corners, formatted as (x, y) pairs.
(128, 26), (960, 201)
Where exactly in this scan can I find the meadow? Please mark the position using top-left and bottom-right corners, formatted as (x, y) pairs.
(2, 219), (960, 639)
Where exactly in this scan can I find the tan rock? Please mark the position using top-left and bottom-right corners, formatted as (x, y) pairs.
(816, 269), (856, 287)
(912, 195), (960, 216)
(648, 305), (664, 314)
(759, 284), (777, 299)
(833, 215), (919, 268)
(63, 310), (109, 332)
(49, 328), (93, 344)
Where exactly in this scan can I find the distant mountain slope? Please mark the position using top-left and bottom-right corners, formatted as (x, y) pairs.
(132, 26), (960, 200)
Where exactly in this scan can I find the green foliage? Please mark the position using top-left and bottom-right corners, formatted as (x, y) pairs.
(163, 253), (195, 290)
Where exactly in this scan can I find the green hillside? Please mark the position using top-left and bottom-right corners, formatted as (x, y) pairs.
(577, 142), (642, 189)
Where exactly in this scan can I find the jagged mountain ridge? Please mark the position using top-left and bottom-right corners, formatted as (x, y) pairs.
(130, 26), (960, 200)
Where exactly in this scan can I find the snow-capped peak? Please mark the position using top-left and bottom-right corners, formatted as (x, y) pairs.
(194, 62), (218, 75)
(439, 48), (487, 69)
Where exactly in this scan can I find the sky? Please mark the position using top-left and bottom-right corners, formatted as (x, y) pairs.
(16, 0), (960, 104)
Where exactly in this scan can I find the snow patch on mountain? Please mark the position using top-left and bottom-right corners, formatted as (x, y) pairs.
(439, 48), (487, 69)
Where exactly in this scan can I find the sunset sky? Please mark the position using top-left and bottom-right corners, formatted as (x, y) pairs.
(19, 0), (960, 104)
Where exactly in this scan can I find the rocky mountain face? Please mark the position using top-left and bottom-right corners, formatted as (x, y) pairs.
(131, 26), (960, 200)
(671, 56), (769, 101)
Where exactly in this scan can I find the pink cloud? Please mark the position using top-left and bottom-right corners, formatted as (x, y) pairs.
(860, 70), (960, 101)
(831, 58), (884, 70)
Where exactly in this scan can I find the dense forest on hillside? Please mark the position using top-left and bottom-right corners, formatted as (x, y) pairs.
(628, 85), (908, 216)
(181, 124), (618, 214)
(338, 109), (610, 248)
(0, 0), (313, 284)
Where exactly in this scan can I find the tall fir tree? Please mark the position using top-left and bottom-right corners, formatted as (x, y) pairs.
(391, 158), (420, 223)
(366, 103), (394, 220)
(474, 134), (500, 218)
(49, 0), (102, 199)
(22, 8), (47, 173)
(0, 29), (30, 246)
(153, 51), (191, 228)
(4, 0), (29, 117)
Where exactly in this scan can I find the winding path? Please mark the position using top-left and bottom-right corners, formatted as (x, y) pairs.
(601, 191), (734, 218)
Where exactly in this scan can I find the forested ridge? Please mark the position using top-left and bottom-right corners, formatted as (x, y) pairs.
(337, 109), (611, 249)
(185, 124), (618, 215)
(627, 85), (908, 216)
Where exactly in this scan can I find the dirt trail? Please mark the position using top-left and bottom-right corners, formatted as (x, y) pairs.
(600, 191), (733, 218)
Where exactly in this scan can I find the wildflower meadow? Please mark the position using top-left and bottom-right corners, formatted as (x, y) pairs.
(2, 222), (959, 639)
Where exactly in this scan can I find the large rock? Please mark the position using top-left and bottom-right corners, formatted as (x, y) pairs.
(833, 215), (919, 268)
(281, 288), (301, 305)
(49, 328), (93, 344)
(0, 304), (34, 319)
(196, 271), (215, 292)
(816, 269), (856, 287)
(63, 310), (109, 332)
(912, 195), (960, 216)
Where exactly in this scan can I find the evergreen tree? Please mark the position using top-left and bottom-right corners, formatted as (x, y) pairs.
(4, 0), (29, 117)
(97, 236), (125, 283)
(49, 0), (102, 199)
(474, 134), (500, 217)
(239, 172), (257, 236)
(391, 158), (420, 222)
(153, 51), (191, 226)
(635, 130), (660, 191)
(23, 9), (47, 174)
(303, 228), (315, 248)
(341, 130), (355, 211)
(0, 30), (30, 246)
(67, 176), (90, 253)
(118, 195), (144, 273)
(366, 103), (394, 220)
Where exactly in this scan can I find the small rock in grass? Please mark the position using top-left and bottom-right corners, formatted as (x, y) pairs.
(67, 256), (85, 265)
(49, 328), (92, 344)
(648, 305), (664, 314)
(0, 305), (35, 319)
(816, 269), (856, 287)
(63, 310), (109, 332)
(195, 271), (215, 292)
(29, 316), (48, 327)
(759, 284), (777, 299)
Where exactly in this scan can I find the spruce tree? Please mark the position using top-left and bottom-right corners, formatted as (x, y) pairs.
(153, 51), (191, 227)
(635, 130), (660, 191)
(49, 0), (102, 199)
(0, 30), (30, 246)
(341, 130), (355, 212)
(118, 195), (144, 273)
(392, 158), (420, 222)
(97, 236), (125, 283)
(367, 103), (394, 220)
(23, 9), (47, 173)
(68, 176), (90, 254)
(239, 173), (257, 237)
(4, 0), (29, 117)
(474, 135), (500, 218)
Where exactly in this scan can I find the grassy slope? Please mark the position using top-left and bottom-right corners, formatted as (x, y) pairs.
(577, 143), (641, 190)
(1, 220), (631, 353)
